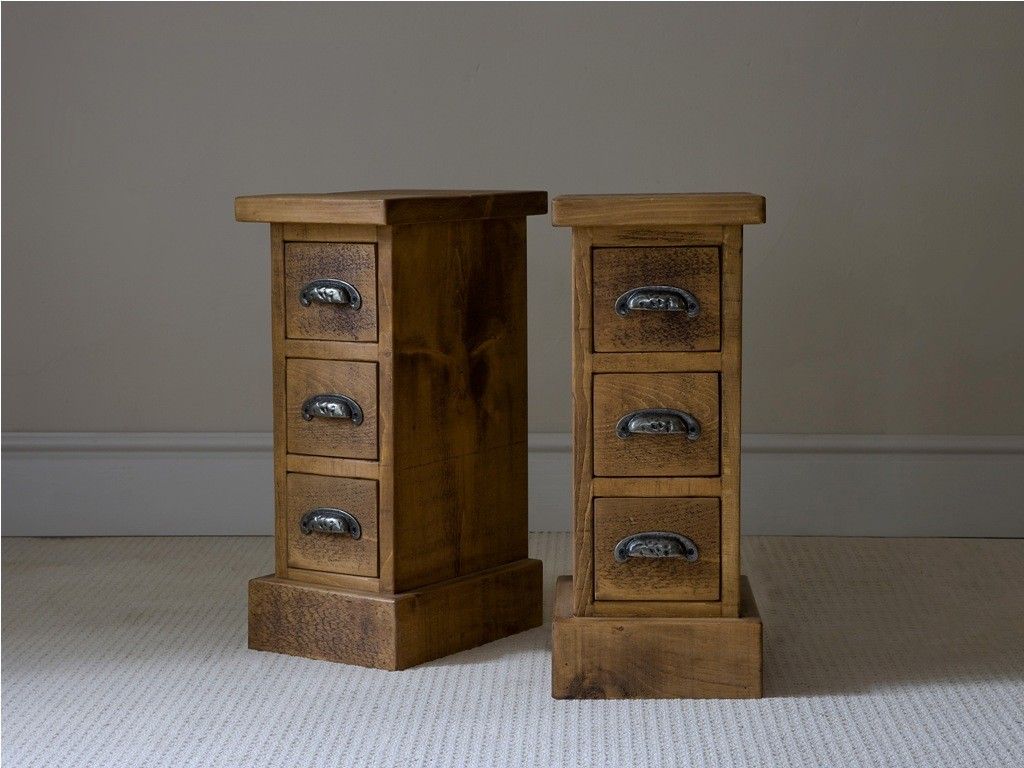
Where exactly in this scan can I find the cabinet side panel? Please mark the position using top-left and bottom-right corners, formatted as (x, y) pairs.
(720, 226), (743, 615)
(271, 224), (288, 576)
(572, 228), (595, 616)
(391, 219), (529, 590)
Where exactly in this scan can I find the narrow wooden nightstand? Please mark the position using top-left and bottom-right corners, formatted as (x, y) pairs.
(550, 193), (766, 698)
(235, 190), (547, 670)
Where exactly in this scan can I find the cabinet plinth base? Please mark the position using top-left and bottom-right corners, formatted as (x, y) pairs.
(551, 575), (763, 699)
(249, 558), (542, 670)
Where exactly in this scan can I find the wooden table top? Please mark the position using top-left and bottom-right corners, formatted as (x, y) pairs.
(235, 189), (548, 225)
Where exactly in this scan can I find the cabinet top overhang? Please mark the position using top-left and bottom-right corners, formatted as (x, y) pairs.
(235, 189), (548, 225)
(551, 193), (765, 227)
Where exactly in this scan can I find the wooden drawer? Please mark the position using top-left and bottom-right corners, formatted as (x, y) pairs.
(286, 472), (378, 577)
(592, 372), (719, 477)
(592, 246), (720, 352)
(286, 359), (378, 460)
(284, 241), (377, 342)
(593, 497), (720, 601)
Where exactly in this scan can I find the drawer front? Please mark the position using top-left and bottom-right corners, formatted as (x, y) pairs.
(286, 472), (378, 577)
(593, 372), (719, 477)
(594, 497), (720, 601)
(592, 246), (720, 352)
(284, 241), (377, 342)
(286, 359), (378, 459)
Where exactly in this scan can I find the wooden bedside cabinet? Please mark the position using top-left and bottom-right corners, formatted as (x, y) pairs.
(235, 190), (547, 670)
(550, 193), (766, 698)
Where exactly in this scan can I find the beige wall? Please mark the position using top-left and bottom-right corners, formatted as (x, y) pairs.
(4, 4), (1023, 435)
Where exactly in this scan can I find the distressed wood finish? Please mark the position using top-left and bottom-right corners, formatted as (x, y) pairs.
(592, 372), (720, 477)
(570, 228), (596, 617)
(720, 226), (744, 614)
(249, 576), (396, 669)
(552, 192), (764, 698)
(552, 193), (765, 227)
(285, 473), (379, 578)
(285, 454), (380, 480)
(592, 350), (722, 372)
(281, 223), (377, 243)
(284, 241), (378, 342)
(236, 189), (548, 225)
(592, 246), (721, 352)
(238, 189), (546, 669)
(270, 225), (288, 576)
(250, 558), (542, 670)
(591, 476), (721, 497)
(284, 567), (381, 593)
(551, 576), (762, 699)
(283, 339), (379, 361)
(375, 225), (397, 592)
(285, 358), (379, 460)
(390, 219), (529, 590)
(593, 497), (720, 603)
(587, 225), (724, 247)
(590, 598), (724, 618)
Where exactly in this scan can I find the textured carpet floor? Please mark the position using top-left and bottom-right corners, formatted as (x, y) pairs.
(3, 534), (1023, 767)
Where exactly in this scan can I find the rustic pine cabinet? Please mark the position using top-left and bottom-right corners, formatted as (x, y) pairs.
(235, 190), (547, 670)
(550, 193), (766, 699)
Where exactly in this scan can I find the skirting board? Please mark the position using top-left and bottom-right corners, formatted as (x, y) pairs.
(2, 432), (1023, 536)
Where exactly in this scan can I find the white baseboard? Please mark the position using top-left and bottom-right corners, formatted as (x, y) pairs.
(3, 432), (1022, 536)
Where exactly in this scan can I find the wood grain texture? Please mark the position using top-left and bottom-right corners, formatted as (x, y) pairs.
(375, 225), (397, 591)
(591, 476), (721, 497)
(284, 241), (378, 342)
(552, 193), (765, 227)
(590, 599), (723, 618)
(571, 228), (596, 617)
(285, 454), (379, 480)
(282, 223), (377, 243)
(285, 473), (378, 577)
(236, 190), (548, 225)
(270, 225), (288, 576)
(587, 225), (724, 247)
(284, 339), (379, 361)
(592, 351), (721, 373)
(389, 219), (529, 590)
(249, 576), (398, 669)
(285, 358), (378, 460)
(551, 576), (762, 699)
(720, 226), (743, 616)
(246, 191), (546, 667)
(284, 567), (381, 593)
(592, 246), (721, 352)
(393, 557), (543, 669)
(249, 557), (542, 670)
(592, 372), (720, 477)
(555, 194), (764, 694)
(593, 497), (720, 603)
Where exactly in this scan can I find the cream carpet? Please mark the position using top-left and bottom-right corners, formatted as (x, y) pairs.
(3, 534), (1023, 767)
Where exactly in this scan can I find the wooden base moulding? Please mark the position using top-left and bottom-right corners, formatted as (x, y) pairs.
(551, 575), (763, 699)
(249, 558), (543, 670)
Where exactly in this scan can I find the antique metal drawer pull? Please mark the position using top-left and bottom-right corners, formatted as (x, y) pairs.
(614, 285), (699, 317)
(616, 408), (701, 441)
(299, 507), (362, 539)
(299, 278), (362, 309)
(614, 532), (699, 563)
(301, 394), (364, 424)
